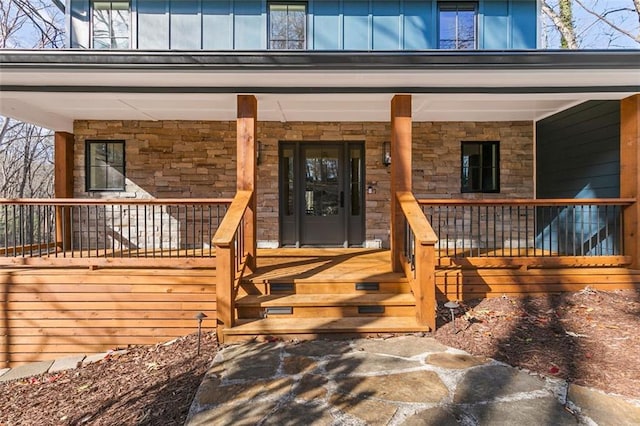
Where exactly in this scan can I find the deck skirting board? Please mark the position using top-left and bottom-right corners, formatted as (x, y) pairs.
(1, 267), (217, 368)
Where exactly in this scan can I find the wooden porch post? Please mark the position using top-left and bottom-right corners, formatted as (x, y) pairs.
(621, 95), (640, 269)
(237, 95), (258, 271)
(390, 95), (412, 272)
(54, 132), (74, 251)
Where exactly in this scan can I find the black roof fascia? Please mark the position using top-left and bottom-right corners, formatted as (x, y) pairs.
(1, 49), (639, 71)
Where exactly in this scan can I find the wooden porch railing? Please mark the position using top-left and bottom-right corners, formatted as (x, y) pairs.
(0, 198), (232, 265)
(211, 190), (253, 341)
(419, 198), (634, 260)
(397, 191), (438, 331)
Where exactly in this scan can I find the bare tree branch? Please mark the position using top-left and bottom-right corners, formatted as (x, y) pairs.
(574, 0), (640, 43)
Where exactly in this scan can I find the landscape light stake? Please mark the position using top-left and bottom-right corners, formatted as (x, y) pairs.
(444, 301), (460, 334)
(195, 312), (208, 356)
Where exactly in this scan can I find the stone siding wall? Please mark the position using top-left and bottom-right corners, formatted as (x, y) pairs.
(73, 120), (533, 248)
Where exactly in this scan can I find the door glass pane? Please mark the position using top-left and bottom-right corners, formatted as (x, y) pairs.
(304, 147), (339, 216)
(282, 148), (294, 216)
(350, 148), (361, 216)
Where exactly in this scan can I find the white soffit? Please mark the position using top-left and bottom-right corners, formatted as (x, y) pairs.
(0, 68), (638, 132)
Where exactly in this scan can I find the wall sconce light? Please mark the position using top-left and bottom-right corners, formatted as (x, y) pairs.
(256, 141), (263, 165)
(382, 141), (391, 166)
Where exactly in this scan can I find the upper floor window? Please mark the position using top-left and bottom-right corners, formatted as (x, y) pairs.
(92, 1), (130, 49)
(439, 2), (477, 49)
(269, 2), (307, 49)
(86, 140), (126, 191)
(461, 141), (499, 193)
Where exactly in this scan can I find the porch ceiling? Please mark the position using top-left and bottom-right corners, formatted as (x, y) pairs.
(1, 50), (638, 132)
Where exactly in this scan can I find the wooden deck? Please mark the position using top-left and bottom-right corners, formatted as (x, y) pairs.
(2, 247), (640, 364)
(245, 248), (399, 282)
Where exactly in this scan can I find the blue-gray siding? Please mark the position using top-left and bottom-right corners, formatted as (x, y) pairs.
(69, 0), (537, 50)
(537, 101), (620, 199)
(536, 101), (621, 256)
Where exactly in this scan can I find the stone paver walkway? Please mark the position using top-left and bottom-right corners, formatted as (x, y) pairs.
(0, 350), (129, 383)
(186, 336), (640, 425)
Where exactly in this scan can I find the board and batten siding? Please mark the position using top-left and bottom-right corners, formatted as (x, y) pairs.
(1, 268), (216, 367)
(69, 0), (537, 50)
(536, 101), (621, 199)
(535, 100), (621, 256)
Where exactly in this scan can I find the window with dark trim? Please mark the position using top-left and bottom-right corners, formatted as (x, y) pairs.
(438, 2), (477, 49)
(86, 140), (126, 191)
(269, 2), (307, 49)
(92, 1), (131, 49)
(461, 141), (499, 193)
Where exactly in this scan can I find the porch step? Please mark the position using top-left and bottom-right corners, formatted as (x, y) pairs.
(236, 293), (415, 307)
(223, 316), (430, 338)
(239, 279), (411, 295)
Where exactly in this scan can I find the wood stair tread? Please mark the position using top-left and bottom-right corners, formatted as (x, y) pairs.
(224, 316), (430, 335)
(243, 272), (407, 284)
(236, 293), (415, 307)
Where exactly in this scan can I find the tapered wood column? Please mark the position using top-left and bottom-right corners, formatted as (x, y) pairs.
(621, 95), (640, 269)
(54, 131), (74, 251)
(237, 95), (258, 271)
(390, 95), (412, 272)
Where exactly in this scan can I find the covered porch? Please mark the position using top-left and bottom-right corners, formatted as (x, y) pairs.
(1, 50), (639, 357)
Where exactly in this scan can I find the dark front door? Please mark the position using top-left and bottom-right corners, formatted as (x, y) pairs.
(280, 142), (364, 247)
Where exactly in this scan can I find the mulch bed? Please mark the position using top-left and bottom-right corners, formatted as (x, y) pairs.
(434, 288), (640, 400)
(0, 332), (217, 426)
(1, 289), (638, 425)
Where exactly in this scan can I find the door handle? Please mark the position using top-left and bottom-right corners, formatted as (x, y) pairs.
(340, 191), (344, 208)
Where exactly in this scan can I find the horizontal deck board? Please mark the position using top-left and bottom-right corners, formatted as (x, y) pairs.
(6, 308), (216, 320)
(5, 301), (216, 311)
(5, 292), (215, 303)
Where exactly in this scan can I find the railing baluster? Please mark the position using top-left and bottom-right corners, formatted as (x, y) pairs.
(69, 206), (74, 257)
(200, 205), (204, 257)
(160, 205), (164, 258)
(19, 205), (24, 257)
(192, 204), (196, 257)
(605, 205), (610, 255)
(3, 205), (8, 256)
(144, 205), (148, 258)
(208, 205), (212, 257)
(152, 205), (156, 258)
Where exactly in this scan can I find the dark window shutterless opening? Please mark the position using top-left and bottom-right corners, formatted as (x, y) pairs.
(86, 140), (126, 191)
(461, 141), (499, 193)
